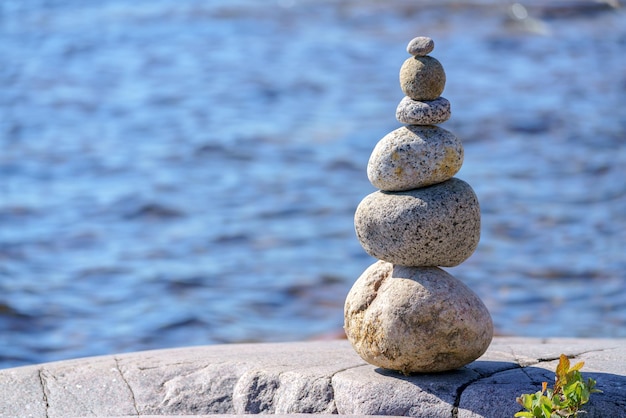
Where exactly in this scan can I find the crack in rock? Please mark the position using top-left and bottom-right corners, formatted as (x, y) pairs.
(137, 359), (208, 371)
(325, 363), (369, 414)
(330, 363), (369, 380)
(38, 368), (50, 418)
(451, 364), (521, 418)
(535, 346), (619, 364)
(41, 368), (99, 417)
(115, 357), (139, 416)
(519, 364), (539, 386)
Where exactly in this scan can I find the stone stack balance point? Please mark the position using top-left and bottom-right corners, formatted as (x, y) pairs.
(344, 36), (493, 374)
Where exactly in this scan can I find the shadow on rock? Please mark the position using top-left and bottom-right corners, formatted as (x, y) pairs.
(366, 361), (626, 417)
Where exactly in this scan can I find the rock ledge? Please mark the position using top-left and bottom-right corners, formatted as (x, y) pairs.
(1, 337), (624, 417)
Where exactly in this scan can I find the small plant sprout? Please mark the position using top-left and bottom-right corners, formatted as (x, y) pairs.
(515, 354), (601, 418)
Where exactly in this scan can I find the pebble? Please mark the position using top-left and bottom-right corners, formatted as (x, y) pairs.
(399, 56), (446, 101)
(367, 125), (462, 191)
(406, 36), (434, 56)
(395, 96), (451, 125)
(354, 178), (480, 267)
(344, 260), (493, 374)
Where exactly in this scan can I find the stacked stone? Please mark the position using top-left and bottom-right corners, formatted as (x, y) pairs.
(344, 37), (493, 374)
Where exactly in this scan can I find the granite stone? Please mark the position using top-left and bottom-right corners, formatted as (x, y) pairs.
(344, 260), (493, 373)
(395, 96), (451, 125)
(354, 178), (480, 267)
(399, 56), (446, 101)
(406, 36), (435, 56)
(367, 125), (462, 192)
(1, 339), (625, 417)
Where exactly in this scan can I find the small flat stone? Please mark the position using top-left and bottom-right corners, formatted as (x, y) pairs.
(406, 36), (434, 56)
(354, 178), (480, 267)
(367, 125), (463, 192)
(399, 56), (446, 101)
(396, 96), (451, 125)
(344, 260), (493, 374)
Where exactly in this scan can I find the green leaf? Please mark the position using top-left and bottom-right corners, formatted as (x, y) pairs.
(551, 394), (564, 408)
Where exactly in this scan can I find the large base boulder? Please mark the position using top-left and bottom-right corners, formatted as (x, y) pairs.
(344, 260), (493, 374)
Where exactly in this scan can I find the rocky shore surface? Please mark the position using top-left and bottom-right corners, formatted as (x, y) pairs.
(1, 337), (624, 417)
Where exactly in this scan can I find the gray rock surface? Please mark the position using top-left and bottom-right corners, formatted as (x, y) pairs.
(354, 178), (480, 267)
(1, 338), (625, 417)
(367, 125), (462, 192)
(399, 56), (446, 101)
(395, 96), (451, 125)
(344, 261), (493, 373)
(406, 36), (435, 56)
(456, 339), (626, 418)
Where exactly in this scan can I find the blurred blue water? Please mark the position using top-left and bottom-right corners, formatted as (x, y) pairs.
(1, 0), (625, 368)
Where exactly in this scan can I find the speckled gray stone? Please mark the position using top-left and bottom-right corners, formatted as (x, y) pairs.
(399, 56), (446, 101)
(367, 125), (462, 192)
(406, 36), (435, 56)
(354, 178), (480, 267)
(396, 96), (451, 125)
(344, 260), (493, 374)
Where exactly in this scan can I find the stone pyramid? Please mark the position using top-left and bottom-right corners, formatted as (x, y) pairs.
(344, 36), (493, 374)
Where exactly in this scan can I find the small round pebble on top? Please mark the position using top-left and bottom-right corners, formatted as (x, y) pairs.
(406, 36), (434, 56)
